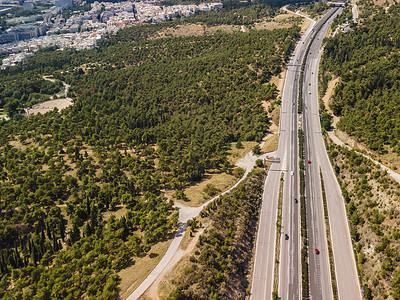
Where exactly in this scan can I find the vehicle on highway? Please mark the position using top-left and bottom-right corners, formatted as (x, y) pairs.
(290, 171), (294, 176)
(315, 249), (320, 255)
(308, 91), (311, 94)
(294, 198), (298, 204)
(285, 234), (289, 240)
(308, 160), (311, 164)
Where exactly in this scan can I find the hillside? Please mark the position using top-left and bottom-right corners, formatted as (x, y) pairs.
(322, 4), (400, 157)
(0, 5), (300, 298)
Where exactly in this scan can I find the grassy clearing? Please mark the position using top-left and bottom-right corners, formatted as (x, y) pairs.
(270, 68), (286, 99)
(153, 23), (240, 39)
(103, 205), (129, 221)
(301, 18), (312, 33)
(119, 239), (173, 300)
(261, 133), (279, 153)
(228, 141), (258, 165)
(153, 12), (301, 40)
(180, 171), (238, 207)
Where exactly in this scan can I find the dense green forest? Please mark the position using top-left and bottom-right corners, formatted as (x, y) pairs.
(322, 4), (400, 155)
(0, 7), (299, 296)
(167, 169), (265, 299)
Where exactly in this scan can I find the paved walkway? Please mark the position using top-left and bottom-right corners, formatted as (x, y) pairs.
(127, 148), (276, 299)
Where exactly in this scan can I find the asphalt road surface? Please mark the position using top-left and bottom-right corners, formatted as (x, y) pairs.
(302, 8), (342, 300)
(250, 11), (316, 300)
(251, 7), (361, 300)
(307, 12), (363, 300)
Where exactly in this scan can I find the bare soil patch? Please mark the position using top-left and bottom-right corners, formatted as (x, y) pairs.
(261, 133), (278, 153)
(322, 77), (339, 126)
(25, 98), (73, 116)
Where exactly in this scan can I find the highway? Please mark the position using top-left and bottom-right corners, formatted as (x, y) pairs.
(303, 7), (362, 300)
(302, 9), (342, 300)
(306, 16), (363, 300)
(251, 7), (362, 300)
(250, 9), (316, 300)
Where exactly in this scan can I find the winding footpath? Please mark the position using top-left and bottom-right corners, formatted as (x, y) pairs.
(127, 149), (275, 299)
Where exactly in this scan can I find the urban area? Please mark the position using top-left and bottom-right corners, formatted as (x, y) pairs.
(0, 0), (223, 67)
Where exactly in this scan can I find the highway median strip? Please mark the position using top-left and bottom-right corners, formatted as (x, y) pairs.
(298, 128), (309, 299)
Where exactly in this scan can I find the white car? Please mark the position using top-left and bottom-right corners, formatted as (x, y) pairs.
(308, 91), (311, 94)
(290, 171), (294, 176)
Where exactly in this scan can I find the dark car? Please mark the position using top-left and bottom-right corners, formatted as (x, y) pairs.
(285, 234), (289, 240)
(294, 198), (298, 204)
(315, 249), (320, 254)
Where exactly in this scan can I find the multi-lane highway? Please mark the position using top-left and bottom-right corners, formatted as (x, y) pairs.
(302, 9), (342, 300)
(251, 9), (316, 299)
(251, 7), (362, 300)
(306, 12), (363, 300)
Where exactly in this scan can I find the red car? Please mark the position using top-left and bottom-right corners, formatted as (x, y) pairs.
(308, 160), (311, 164)
(315, 249), (320, 255)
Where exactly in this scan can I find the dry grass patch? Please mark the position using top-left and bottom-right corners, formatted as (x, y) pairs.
(103, 205), (129, 221)
(269, 68), (286, 98)
(154, 23), (241, 39)
(261, 133), (279, 153)
(373, 0), (395, 7)
(322, 77), (340, 126)
(270, 106), (280, 127)
(253, 20), (292, 30)
(119, 239), (173, 300)
(157, 255), (192, 299)
(180, 172), (238, 207)
(227, 141), (258, 166)
(300, 18), (312, 33)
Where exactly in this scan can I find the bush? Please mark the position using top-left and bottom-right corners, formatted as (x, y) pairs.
(256, 159), (264, 168)
(252, 145), (261, 155)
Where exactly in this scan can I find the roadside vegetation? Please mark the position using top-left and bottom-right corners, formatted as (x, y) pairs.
(326, 139), (400, 299)
(288, 0), (331, 19)
(0, 2), (301, 298)
(298, 129), (309, 298)
(161, 169), (265, 299)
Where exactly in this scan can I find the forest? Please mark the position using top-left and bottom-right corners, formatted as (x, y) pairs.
(0, 5), (299, 297)
(322, 4), (400, 155)
(167, 170), (265, 299)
